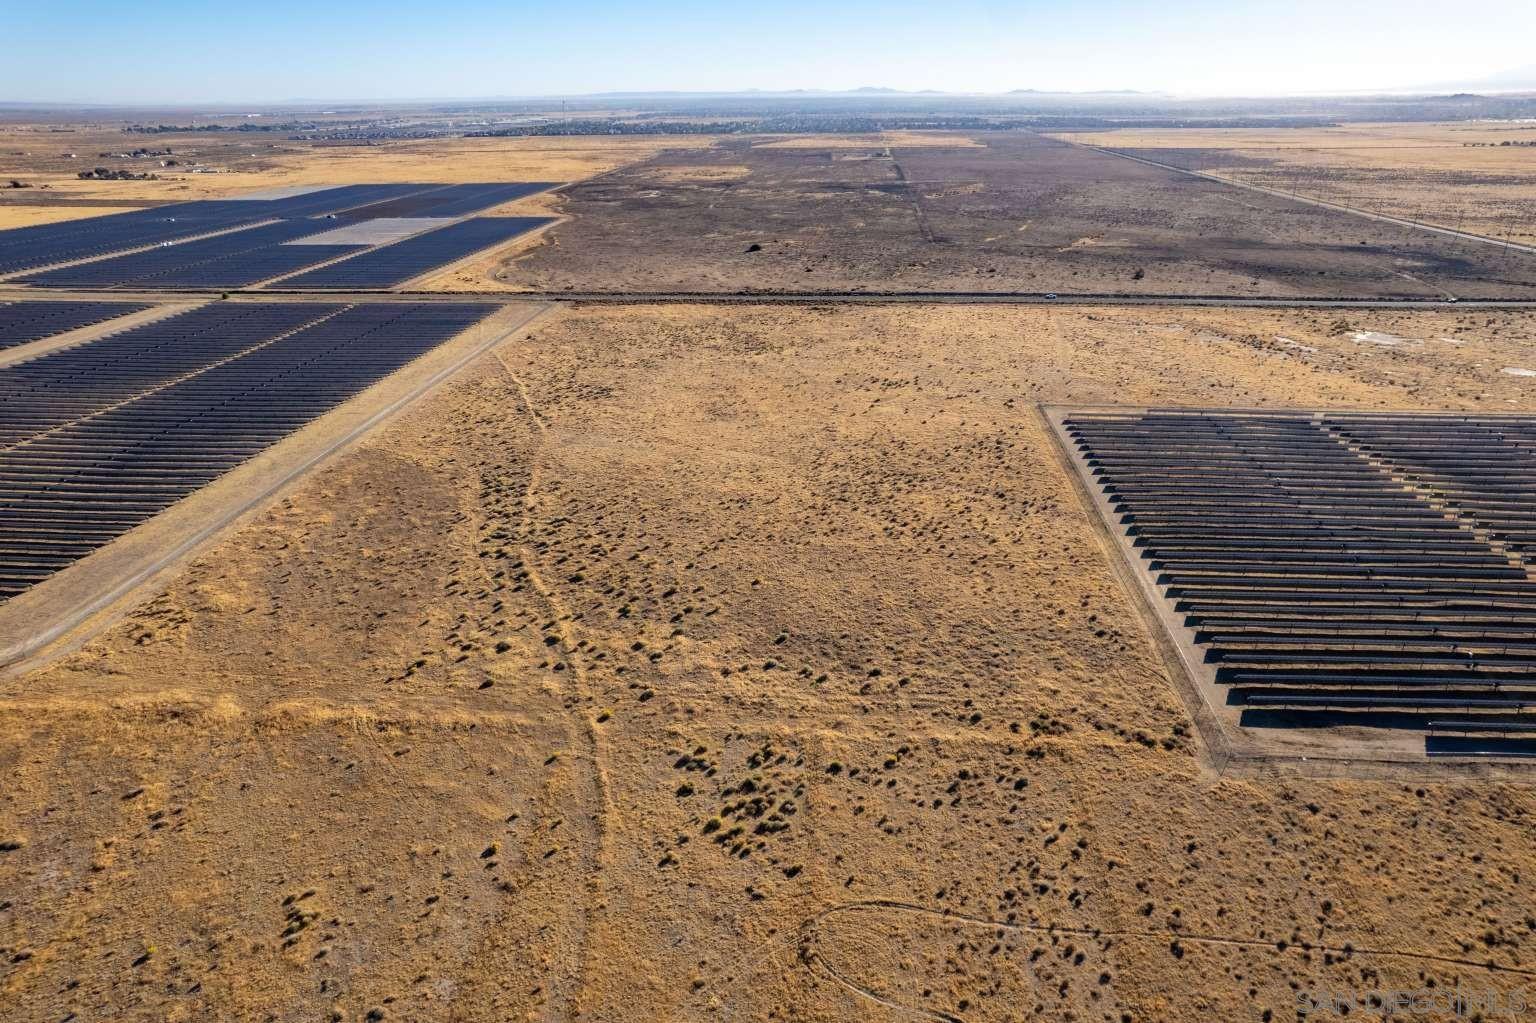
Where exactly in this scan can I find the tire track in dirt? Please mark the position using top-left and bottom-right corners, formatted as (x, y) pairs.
(488, 347), (616, 1021)
(389, 350), (599, 1021)
(890, 153), (939, 245)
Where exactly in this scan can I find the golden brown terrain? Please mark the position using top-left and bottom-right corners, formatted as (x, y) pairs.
(1060, 121), (1536, 245)
(4, 301), (1536, 1022)
(0, 129), (705, 228)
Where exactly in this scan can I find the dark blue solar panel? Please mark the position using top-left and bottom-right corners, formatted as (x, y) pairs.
(0, 301), (150, 351)
(132, 244), (364, 289)
(18, 221), (366, 289)
(338, 183), (556, 220)
(330, 185), (459, 219)
(0, 203), (273, 276)
(0, 185), (438, 278)
(0, 301), (497, 600)
(0, 303), (342, 446)
(259, 184), (439, 218)
(280, 217), (556, 289)
(415, 183), (555, 217)
(1062, 409), (1536, 757)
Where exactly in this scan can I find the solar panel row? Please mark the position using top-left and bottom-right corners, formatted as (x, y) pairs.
(0, 203), (267, 277)
(403, 182), (554, 217)
(0, 301), (150, 351)
(0, 303), (342, 446)
(254, 184), (438, 219)
(19, 220), (367, 290)
(0, 185), (429, 278)
(0, 302), (496, 600)
(1062, 410), (1536, 756)
(280, 216), (556, 289)
(339, 183), (555, 220)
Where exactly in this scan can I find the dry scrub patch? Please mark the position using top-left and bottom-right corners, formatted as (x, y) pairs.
(755, 132), (987, 149)
(502, 132), (1536, 298)
(3, 303), (1536, 1022)
(1060, 121), (1536, 245)
(645, 165), (754, 184)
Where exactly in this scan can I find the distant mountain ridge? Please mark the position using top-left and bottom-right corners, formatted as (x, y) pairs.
(1413, 63), (1536, 93)
(574, 86), (1167, 99)
(7, 66), (1536, 110)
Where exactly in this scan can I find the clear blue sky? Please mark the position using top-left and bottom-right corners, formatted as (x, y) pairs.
(6, 0), (1534, 104)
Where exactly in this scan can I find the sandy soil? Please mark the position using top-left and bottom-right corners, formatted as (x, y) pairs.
(1060, 121), (1536, 246)
(3, 302), (1535, 1023)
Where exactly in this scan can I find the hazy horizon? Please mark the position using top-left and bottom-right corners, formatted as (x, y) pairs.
(4, 78), (1536, 112)
(7, 0), (1536, 105)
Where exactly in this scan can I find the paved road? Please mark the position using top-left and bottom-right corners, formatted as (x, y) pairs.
(4, 285), (1535, 310)
(384, 291), (1535, 310)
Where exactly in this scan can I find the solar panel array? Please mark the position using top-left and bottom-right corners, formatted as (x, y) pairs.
(0, 185), (431, 278)
(1, 184), (558, 290)
(0, 301), (149, 351)
(0, 202), (264, 277)
(0, 303), (340, 446)
(18, 221), (367, 290)
(0, 302), (496, 601)
(279, 217), (555, 289)
(338, 183), (555, 220)
(1061, 409), (1536, 759)
(250, 184), (437, 218)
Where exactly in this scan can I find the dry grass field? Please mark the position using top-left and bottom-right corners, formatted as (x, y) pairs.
(4, 301), (1536, 1023)
(0, 128), (705, 228)
(1061, 121), (1536, 246)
